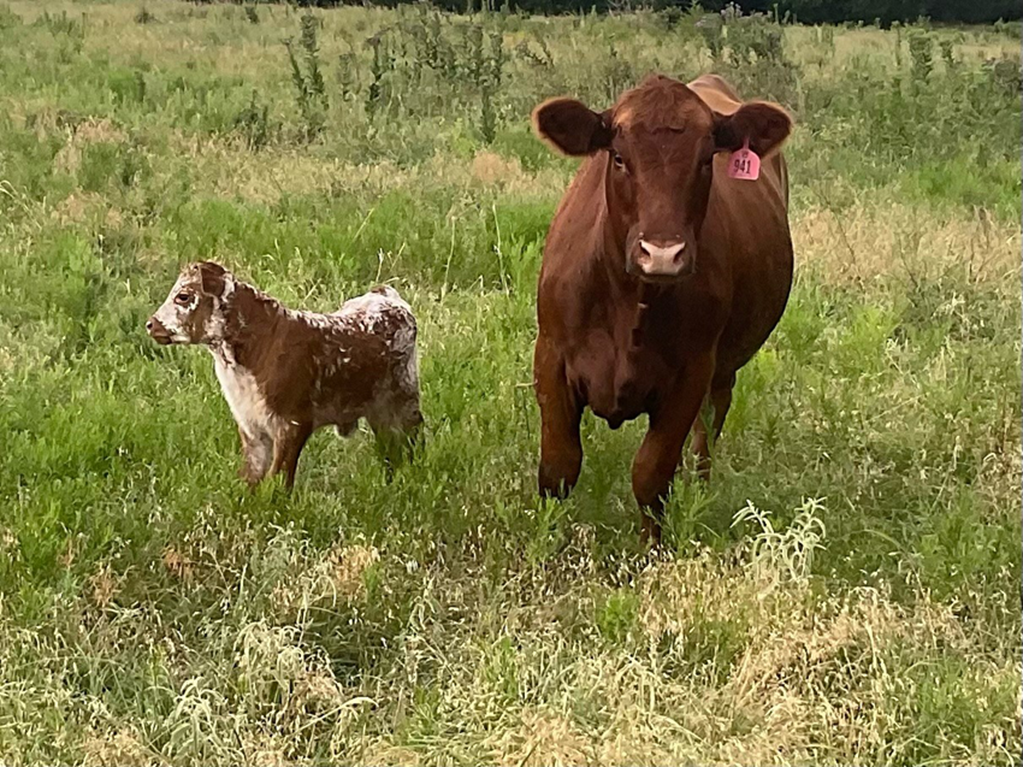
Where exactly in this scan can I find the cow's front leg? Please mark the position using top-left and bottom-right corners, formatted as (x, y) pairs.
(631, 354), (715, 546)
(535, 338), (583, 499)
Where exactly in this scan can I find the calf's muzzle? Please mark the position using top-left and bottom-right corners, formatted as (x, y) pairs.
(146, 316), (172, 345)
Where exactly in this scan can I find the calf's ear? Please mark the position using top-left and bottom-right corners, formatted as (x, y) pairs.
(713, 101), (792, 158)
(197, 261), (229, 297)
(532, 98), (613, 157)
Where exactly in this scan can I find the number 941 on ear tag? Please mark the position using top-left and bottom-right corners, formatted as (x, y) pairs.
(727, 139), (760, 181)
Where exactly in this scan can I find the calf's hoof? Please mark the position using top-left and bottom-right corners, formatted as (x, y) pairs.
(238, 468), (261, 489)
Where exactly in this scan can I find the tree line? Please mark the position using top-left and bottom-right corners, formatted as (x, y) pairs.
(206, 0), (1021, 25)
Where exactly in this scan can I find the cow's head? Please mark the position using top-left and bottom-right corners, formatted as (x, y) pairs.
(532, 74), (791, 281)
(146, 261), (234, 345)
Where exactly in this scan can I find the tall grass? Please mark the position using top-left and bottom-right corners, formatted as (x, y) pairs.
(0, 1), (1019, 764)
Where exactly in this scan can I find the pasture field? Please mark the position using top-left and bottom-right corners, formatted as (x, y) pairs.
(0, 1), (1020, 764)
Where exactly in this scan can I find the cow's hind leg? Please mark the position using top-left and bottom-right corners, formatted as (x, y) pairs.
(692, 372), (735, 483)
(632, 355), (715, 546)
(535, 339), (583, 499)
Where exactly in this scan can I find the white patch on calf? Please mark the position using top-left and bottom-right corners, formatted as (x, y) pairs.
(286, 287), (416, 361)
(201, 274), (236, 342)
(333, 289), (412, 335)
(220, 273), (236, 300)
(203, 300), (229, 346)
(152, 274), (198, 342)
(212, 349), (277, 441)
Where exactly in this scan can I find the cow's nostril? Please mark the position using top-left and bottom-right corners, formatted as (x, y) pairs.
(146, 319), (154, 331)
(638, 240), (685, 262)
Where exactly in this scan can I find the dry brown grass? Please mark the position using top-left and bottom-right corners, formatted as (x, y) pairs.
(81, 726), (152, 767)
(793, 200), (1021, 286)
(270, 540), (380, 618)
(160, 133), (565, 205)
(304, 535), (1016, 766)
(489, 707), (590, 766)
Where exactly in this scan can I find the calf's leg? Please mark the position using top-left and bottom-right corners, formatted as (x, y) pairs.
(239, 428), (273, 487)
(268, 422), (313, 489)
(397, 394), (426, 461)
(403, 409), (425, 460)
(371, 428), (403, 483)
(534, 339), (583, 499)
(368, 394), (424, 482)
(632, 354), (714, 546)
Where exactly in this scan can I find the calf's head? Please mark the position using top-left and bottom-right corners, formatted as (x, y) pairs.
(146, 261), (234, 345)
(532, 74), (791, 281)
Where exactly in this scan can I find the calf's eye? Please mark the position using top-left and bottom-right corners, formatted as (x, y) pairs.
(612, 152), (625, 170)
(174, 292), (191, 305)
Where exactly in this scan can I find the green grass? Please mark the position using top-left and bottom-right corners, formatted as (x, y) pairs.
(0, 2), (1019, 764)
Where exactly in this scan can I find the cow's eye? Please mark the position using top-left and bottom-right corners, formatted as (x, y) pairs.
(612, 152), (626, 170)
(174, 292), (191, 306)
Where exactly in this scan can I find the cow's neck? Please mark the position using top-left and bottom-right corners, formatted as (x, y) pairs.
(208, 283), (283, 370)
(627, 283), (664, 350)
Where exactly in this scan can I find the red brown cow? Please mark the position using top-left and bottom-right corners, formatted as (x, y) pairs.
(531, 73), (794, 545)
(146, 261), (423, 488)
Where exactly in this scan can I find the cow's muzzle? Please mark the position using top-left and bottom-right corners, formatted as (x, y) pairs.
(632, 238), (694, 280)
(146, 317), (173, 345)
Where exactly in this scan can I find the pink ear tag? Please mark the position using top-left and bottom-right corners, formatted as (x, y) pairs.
(727, 139), (760, 181)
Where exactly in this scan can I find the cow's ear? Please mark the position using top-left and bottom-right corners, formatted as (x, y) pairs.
(532, 98), (613, 156)
(713, 101), (792, 158)
(197, 261), (228, 297)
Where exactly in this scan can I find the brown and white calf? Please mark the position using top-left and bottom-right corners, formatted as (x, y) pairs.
(146, 261), (423, 488)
